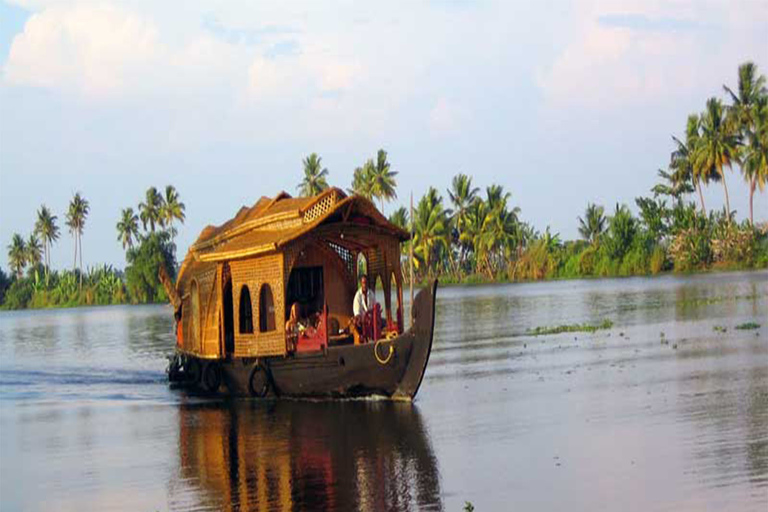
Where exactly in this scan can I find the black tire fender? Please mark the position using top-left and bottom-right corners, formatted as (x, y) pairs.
(185, 357), (202, 384)
(248, 363), (269, 397)
(202, 362), (222, 392)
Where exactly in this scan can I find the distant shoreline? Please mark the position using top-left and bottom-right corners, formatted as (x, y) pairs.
(3, 267), (765, 312)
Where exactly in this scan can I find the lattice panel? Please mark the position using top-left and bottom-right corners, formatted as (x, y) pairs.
(326, 241), (355, 279)
(302, 191), (337, 223)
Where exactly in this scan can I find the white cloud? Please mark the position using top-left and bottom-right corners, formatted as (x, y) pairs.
(537, 0), (768, 109)
(4, 4), (161, 96)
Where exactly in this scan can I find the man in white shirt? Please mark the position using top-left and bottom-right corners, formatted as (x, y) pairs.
(353, 275), (376, 318)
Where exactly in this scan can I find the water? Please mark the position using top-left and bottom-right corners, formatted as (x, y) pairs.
(1, 271), (766, 511)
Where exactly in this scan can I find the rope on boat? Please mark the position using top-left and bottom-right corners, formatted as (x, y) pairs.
(374, 338), (394, 365)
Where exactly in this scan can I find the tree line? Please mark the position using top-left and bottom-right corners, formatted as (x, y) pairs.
(2, 61), (766, 309)
(1, 186), (185, 309)
(297, 62), (767, 282)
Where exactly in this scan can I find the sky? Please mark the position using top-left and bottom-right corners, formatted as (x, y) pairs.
(0, 0), (767, 271)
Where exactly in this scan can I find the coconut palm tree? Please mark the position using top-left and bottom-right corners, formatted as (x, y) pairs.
(578, 203), (606, 244)
(652, 168), (694, 200)
(484, 184), (510, 212)
(742, 96), (768, 225)
(413, 187), (448, 276)
(461, 199), (489, 274)
(160, 185), (186, 236)
(695, 98), (739, 218)
(26, 234), (43, 269)
(7, 234), (27, 278)
(139, 187), (164, 233)
(370, 149), (398, 212)
(724, 62), (767, 226)
(388, 207), (409, 230)
(671, 114), (713, 214)
(65, 192), (90, 289)
(117, 208), (141, 250)
(447, 173), (480, 268)
(350, 161), (375, 200)
(480, 187), (520, 276)
(723, 61), (766, 134)
(34, 205), (59, 283)
(297, 154), (330, 197)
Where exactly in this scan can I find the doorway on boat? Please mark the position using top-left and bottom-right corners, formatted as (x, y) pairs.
(286, 266), (325, 321)
(222, 263), (235, 357)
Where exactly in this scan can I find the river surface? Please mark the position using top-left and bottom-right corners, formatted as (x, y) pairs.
(1, 271), (766, 511)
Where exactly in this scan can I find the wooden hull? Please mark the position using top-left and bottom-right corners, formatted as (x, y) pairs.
(169, 280), (437, 400)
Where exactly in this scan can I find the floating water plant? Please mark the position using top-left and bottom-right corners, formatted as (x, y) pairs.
(528, 319), (614, 336)
(735, 322), (760, 330)
(713, 325), (727, 333)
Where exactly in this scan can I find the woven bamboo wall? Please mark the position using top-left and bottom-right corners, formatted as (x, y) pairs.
(230, 254), (286, 358)
(181, 262), (218, 358)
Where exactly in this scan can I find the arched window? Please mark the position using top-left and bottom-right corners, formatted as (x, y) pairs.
(259, 284), (276, 332)
(239, 285), (253, 334)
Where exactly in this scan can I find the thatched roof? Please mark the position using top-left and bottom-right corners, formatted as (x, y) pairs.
(185, 188), (408, 265)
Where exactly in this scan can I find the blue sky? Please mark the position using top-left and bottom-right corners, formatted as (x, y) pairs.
(0, 0), (767, 271)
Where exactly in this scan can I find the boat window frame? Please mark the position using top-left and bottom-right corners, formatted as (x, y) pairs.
(259, 283), (276, 333)
(239, 284), (254, 334)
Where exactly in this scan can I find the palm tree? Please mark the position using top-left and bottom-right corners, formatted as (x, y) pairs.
(413, 188), (448, 276)
(652, 168), (694, 200)
(65, 192), (90, 289)
(117, 208), (141, 250)
(742, 96), (768, 225)
(370, 149), (398, 212)
(26, 234), (43, 269)
(485, 184), (510, 212)
(461, 199), (489, 274)
(695, 98), (739, 218)
(724, 62), (767, 225)
(447, 173), (480, 268)
(479, 186), (520, 276)
(7, 234), (26, 278)
(160, 185), (186, 236)
(388, 207), (409, 230)
(671, 114), (713, 214)
(34, 205), (60, 283)
(349, 161), (375, 200)
(139, 187), (164, 233)
(297, 153), (330, 197)
(724, 62), (766, 134)
(577, 203), (606, 244)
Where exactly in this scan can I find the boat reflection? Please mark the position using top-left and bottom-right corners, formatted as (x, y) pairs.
(175, 400), (443, 511)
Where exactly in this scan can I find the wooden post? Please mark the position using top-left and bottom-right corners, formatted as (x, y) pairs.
(409, 191), (414, 323)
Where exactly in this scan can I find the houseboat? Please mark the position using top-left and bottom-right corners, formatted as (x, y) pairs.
(163, 187), (437, 399)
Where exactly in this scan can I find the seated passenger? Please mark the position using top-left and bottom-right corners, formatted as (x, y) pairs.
(353, 275), (376, 319)
(285, 303), (304, 336)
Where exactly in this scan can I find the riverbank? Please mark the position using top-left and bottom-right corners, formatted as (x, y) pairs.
(3, 265), (765, 312)
(410, 264), (768, 289)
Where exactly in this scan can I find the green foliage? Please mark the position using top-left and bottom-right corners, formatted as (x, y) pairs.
(603, 204), (637, 261)
(528, 319), (614, 336)
(125, 231), (176, 304)
(0, 267), (9, 304)
(735, 322), (760, 330)
(2, 279), (33, 309)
